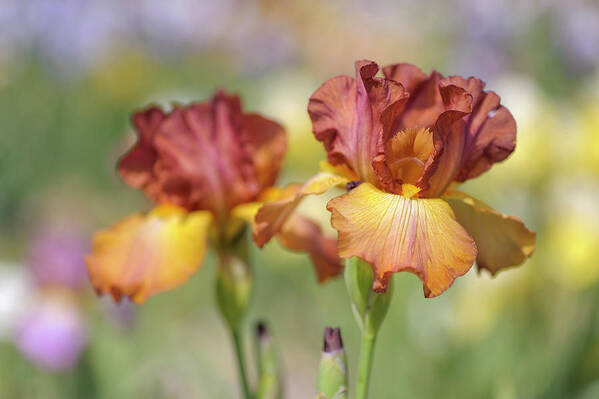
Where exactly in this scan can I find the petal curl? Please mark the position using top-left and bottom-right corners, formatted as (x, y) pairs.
(85, 205), (212, 304)
(444, 190), (535, 275)
(422, 117), (468, 197)
(253, 172), (349, 247)
(308, 60), (408, 185)
(327, 183), (477, 297)
(277, 214), (343, 283)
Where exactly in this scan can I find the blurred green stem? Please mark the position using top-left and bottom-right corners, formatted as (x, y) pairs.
(215, 226), (255, 399)
(73, 350), (97, 399)
(232, 328), (252, 399)
(356, 332), (375, 399)
(255, 322), (283, 399)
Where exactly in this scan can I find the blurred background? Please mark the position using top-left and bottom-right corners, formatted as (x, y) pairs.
(1, 0), (598, 398)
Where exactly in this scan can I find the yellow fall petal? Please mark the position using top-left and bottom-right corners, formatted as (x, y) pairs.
(443, 190), (535, 275)
(253, 172), (350, 247)
(327, 182), (477, 297)
(85, 204), (212, 304)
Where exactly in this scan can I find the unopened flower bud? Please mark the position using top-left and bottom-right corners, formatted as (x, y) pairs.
(316, 327), (348, 399)
(344, 257), (393, 336)
(215, 227), (253, 330)
(255, 321), (283, 399)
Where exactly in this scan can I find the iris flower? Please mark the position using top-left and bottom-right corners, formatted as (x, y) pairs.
(254, 60), (535, 297)
(86, 91), (341, 304)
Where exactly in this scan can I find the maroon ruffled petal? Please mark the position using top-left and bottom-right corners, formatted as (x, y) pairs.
(118, 91), (285, 218)
(309, 60), (408, 186)
(118, 106), (166, 188)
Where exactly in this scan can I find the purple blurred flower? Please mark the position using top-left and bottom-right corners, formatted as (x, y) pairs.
(0, 0), (297, 75)
(28, 227), (89, 291)
(15, 298), (88, 372)
(555, 2), (599, 74)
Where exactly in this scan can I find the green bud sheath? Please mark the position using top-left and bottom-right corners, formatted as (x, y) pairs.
(344, 257), (393, 336)
(215, 226), (254, 330)
(214, 225), (254, 399)
(316, 327), (348, 399)
(255, 322), (283, 399)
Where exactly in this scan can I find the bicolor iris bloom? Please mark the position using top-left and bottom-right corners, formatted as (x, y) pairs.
(86, 91), (341, 304)
(254, 60), (535, 297)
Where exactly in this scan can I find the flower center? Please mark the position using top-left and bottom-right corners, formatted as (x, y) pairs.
(385, 127), (434, 185)
(401, 183), (421, 199)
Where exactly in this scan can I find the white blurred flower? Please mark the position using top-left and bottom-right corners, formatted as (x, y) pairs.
(0, 261), (34, 340)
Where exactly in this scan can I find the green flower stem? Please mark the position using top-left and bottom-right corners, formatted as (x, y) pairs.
(214, 226), (255, 399)
(344, 257), (394, 399)
(355, 332), (376, 399)
(232, 328), (252, 399)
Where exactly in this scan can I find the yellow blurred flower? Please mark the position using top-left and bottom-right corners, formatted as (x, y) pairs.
(578, 102), (599, 173)
(451, 268), (532, 342)
(546, 177), (599, 290)
(547, 216), (599, 290)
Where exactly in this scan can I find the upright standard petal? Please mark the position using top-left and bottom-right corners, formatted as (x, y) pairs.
(444, 190), (535, 275)
(327, 183), (477, 297)
(149, 95), (259, 215)
(373, 71), (474, 196)
(441, 77), (517, 182)
(381, 66), (516, 192)
(308, 60), (408, 185)
(253, 172), (349, 247)
(117, 91), (286, 218)
(383, 63), (445, 129)
(85, 204), (212, 304)
(421, 116), (469, 198)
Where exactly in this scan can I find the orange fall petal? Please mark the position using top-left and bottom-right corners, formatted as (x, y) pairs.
(85, 204), (212, 304)
(327, 183), (477, 297)
(444, 190), (535, 275)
